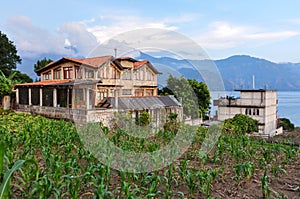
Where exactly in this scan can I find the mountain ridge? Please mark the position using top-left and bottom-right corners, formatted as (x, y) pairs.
(18, 52), (300, 91)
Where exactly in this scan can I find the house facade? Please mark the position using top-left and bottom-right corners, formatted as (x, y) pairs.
(13, 56), (182, 126)
(213, 89), (280, 136)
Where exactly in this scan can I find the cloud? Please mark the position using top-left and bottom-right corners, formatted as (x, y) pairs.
(196, 21), (300, 49)
(59, 22), (98, 55)
(5, 15), (182, 58)
(5, 16), (99, 58)
(86, 15), (178, 44)
(5, 16), (68, 58)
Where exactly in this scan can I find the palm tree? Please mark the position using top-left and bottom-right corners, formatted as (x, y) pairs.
(0, 71), (20, 109)
(0, 70), (20, 97)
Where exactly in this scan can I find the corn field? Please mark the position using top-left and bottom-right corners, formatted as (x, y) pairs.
(0, 110), (299, 198)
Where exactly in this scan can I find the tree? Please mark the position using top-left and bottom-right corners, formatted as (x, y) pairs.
(0, 31), (22, 76)
(13, 70), (33, 83)
(188, 79), (211, 117)
(278, 118), (294, 132)
(159, 75), (211, 118)
(34, 58), (53, 76)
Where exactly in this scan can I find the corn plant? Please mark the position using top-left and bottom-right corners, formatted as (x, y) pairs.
(261, 170), (270, 199)
(185, 169), (197, 197)
(0, 141), (36, 199)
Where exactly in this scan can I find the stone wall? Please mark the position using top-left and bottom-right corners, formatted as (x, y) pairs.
(16, 104), (88, 124)
(15, 104), (183, 129)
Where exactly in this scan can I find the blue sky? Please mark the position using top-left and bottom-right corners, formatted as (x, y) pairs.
(1, 0), (300, 63)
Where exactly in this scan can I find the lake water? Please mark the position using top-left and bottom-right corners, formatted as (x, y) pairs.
(210, 91), (300, 127)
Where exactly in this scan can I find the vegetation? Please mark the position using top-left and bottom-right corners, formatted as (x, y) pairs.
(223, 114), (258, 135)
(135, 111), (151, 126)
(278, 118), (295, 132)
(159, 75), (211, 118)
(0, 110), (299, 198)
(0, 71), (20, 98)
(0, 31), (32, 91)
(34, 58), (53, 76)
(0, 31), (22, 77)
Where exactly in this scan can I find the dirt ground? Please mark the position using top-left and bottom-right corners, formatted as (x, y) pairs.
(210, 131), (300, 199)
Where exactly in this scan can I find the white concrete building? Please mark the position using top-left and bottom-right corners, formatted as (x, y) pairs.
(214, 89), (279, 136)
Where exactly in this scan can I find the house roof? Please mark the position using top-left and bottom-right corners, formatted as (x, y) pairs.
(78, 56), (113, 67)
(133, 60), (148, 69)
(235, 89), (277, 92)
(36, 56), (113, 75)
(13, 80), (73, 88)
(13, 79), (102, 89)
(97, 95), (181, 110)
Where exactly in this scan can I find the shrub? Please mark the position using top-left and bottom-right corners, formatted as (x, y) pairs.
(163, 113), (180, 133)
(223, 114), (258, 135)
(135, 111), (151, 126)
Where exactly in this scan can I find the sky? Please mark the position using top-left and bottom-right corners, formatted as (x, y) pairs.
(1, 0), (300, 65)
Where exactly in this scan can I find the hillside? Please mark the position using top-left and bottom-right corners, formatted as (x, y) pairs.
(136, 53), (300, 91)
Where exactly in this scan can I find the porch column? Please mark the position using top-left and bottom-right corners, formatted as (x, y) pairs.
(72, 88), (75, 108)
(39, 88), (43, 106)
(53, 88), (57, 107)
(66, 88), (70, 108)
(28, 88), (32, 105)
(86, 88), (90, 109)
(15, 88), (19, 105)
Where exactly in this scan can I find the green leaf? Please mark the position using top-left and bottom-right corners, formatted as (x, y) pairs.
(0, 141), (4, 174)
(0, 160), (26, 199)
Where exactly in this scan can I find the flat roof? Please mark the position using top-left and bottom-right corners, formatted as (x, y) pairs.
(234, 89), (277, 92)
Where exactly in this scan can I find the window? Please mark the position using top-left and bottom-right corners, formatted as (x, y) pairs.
(85, 69), (94, 79)
(256, 109), (259, 115)
(122, 89), (132, 95)
(135, 89), (144, 96)
(245, 108), (252, 115)
(146, 89), (153, 96)
(43, 71), (52, 80)
(109, 90), (114, 97)
(146, 69), (154, 81)
(122, 70), (132, 80)
(75, 66), (82, 79)
(63, 67), (73, 79)
(53, 69), (61, 80)
(135, 69), (144, 80)
(98, 68), (104, 79)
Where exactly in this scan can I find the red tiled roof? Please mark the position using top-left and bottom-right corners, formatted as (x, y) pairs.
(14, 80), (73, 88)
(36, 56), (113, 74)
(79, 56), (112, 67)
(134, 60), (148, 69)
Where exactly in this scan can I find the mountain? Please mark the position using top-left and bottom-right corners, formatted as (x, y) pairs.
(136, 53), (300, 91)
(18, 51), (300, 91)
(215, 55), (300, 91)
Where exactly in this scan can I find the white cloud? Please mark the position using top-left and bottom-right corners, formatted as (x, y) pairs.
(86, 15), (178, 44)
(59, 22), (98, 55)
(5, 16), (100, 58)
(5, 15), (183, 58)
(196, 21), (300, 49)
(5, 16), (67, 58)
